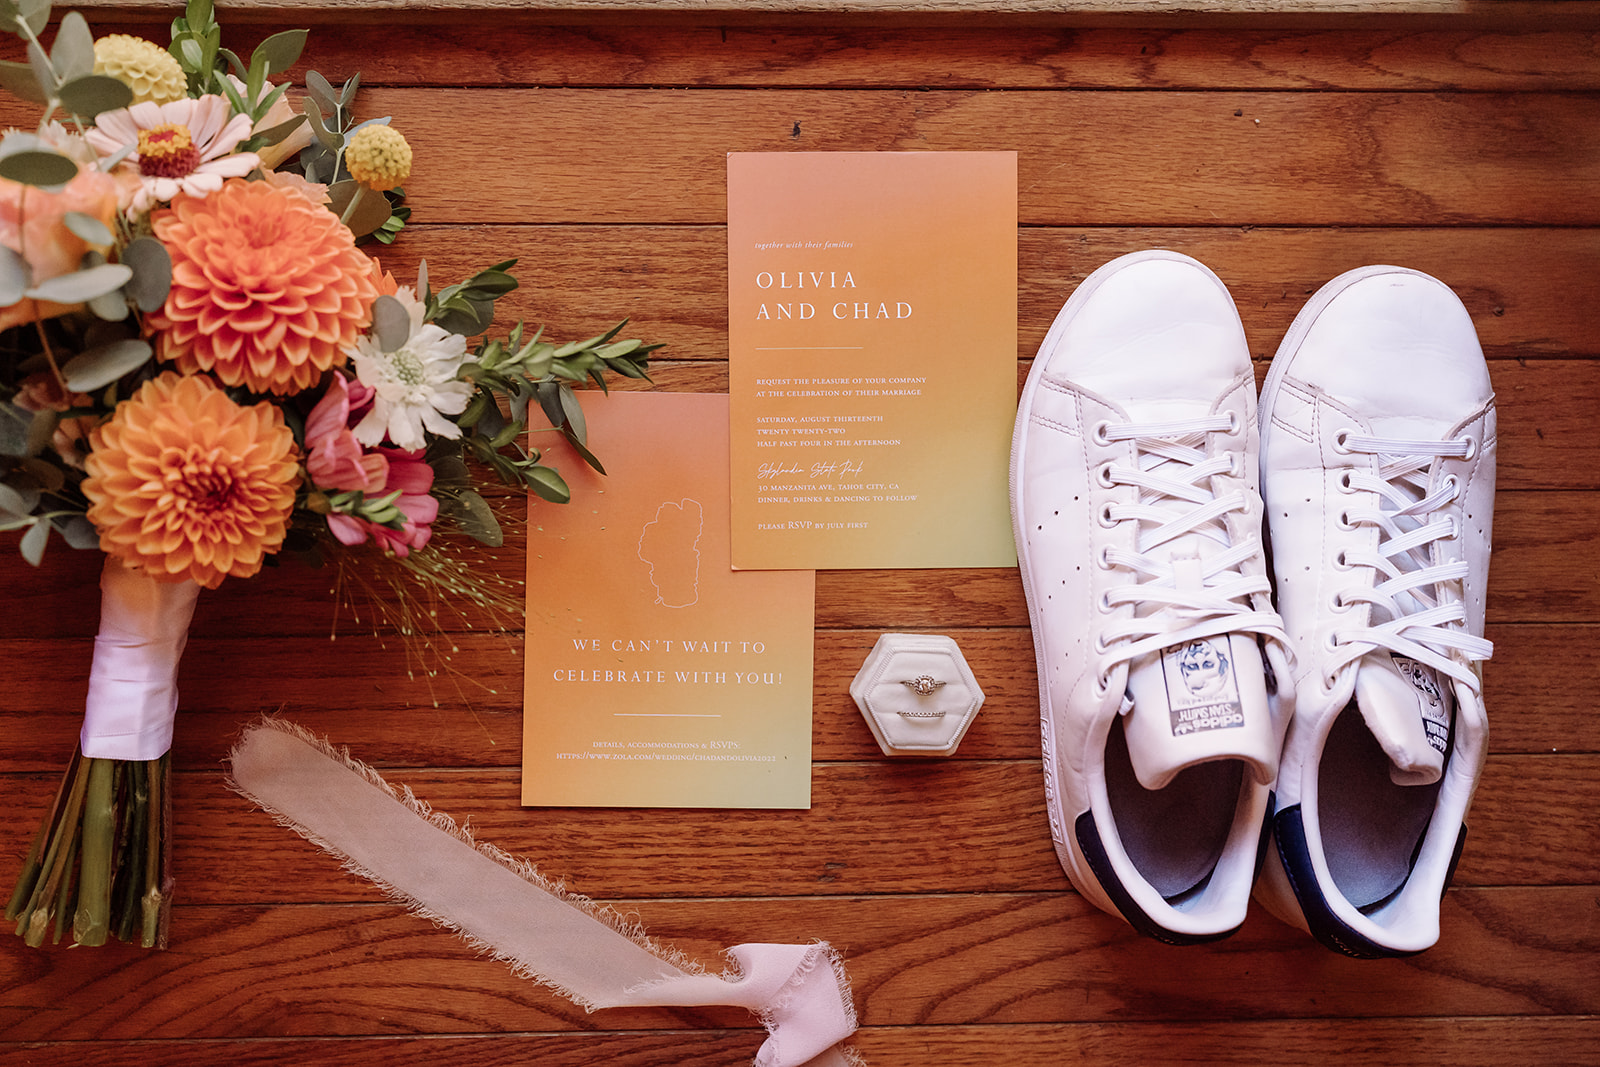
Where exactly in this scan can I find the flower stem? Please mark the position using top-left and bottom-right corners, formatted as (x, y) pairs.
(141, 753), (171, 948)
(17, 750), (90, 947)
(72, 758), (116, 946)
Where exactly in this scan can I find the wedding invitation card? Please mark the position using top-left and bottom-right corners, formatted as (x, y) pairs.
(728, 151), (1019, 570)
(522, 391), (816, 809)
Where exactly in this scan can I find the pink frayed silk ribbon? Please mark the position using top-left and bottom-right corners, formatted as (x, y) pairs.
(228, 719), (862, 1067)
(81, 556), (202, 760)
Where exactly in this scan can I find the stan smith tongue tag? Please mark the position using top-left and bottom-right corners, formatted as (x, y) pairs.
(1354, 653), (1452, 786)
(1122, 634), (1277, 790)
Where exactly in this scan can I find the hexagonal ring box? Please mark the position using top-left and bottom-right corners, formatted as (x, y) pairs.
(849, 633), (985, 757)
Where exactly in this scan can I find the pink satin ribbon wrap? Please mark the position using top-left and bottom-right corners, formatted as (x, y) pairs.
(229, 720), (862, 1067)
(81, 556), (202, 760)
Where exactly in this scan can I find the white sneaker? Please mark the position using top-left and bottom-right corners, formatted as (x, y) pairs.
(1256, 265), (1496, 957)
(1011, 250), (1294, 943)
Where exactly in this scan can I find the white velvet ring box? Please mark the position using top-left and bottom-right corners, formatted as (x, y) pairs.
(849, 633), (985, 757)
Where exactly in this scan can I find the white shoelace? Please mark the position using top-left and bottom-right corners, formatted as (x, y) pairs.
(1094, 413), (1287, 689)
(1323, 430), (1493, 691)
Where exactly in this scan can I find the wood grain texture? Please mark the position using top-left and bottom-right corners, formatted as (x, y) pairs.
(2, 9), (1596, 1065)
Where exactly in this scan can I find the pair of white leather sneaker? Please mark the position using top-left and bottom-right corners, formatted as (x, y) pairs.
(1010, 250), (1495, 956)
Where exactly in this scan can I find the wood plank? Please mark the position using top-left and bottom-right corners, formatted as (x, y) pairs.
(0, 621), (1590, 773)
(284, 225), (1600, 364)
(342, 89), (1600, 227)
(6, 1018), (1600, 1067)
(52, 0), (1600, 33)
(18, 92), (1582, 228)
(2, 486), (1593, 647)
(0, 888), (1596, 1043)
(40, 24), (1600, 92)
(0, 755), (1591, 900)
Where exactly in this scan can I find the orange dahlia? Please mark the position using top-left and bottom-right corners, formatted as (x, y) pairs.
(147, 178), (379, 395)
(83, 372), (300, 588)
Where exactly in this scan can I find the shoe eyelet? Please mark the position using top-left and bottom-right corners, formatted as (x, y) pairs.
(1097, 591), (1114, 613)
(1332, 429), (1354, 454)
(1224, 410), (1241, 435)
(1097, 502), (1118, 528)
(1094, 670), (1112, 696)
(1443, 515), (1461, 541)
(1323, 631), (1340, 653)
(1330, 593), (1351, 613)
(1319, 672), (1340, 695)
(1097, 546), (1114, 570)
(1333, 549), (1351, 571)
(1095, 462), (1116, 489)
(1443, 473), (1460, 499)
(1337, 470), (1355, 493)
(1459, 436), (1478, 461)
(1336, 510), (1356, 531)
(1092, 421), (1113, 446)
(1094, 633), (1112, 655)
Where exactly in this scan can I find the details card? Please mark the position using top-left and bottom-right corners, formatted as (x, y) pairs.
(522, 391), (816, 809)
(728, 151), (1019, 570)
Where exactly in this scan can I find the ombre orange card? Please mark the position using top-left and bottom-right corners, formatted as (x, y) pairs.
(521, 391), (815, 809)
(728, 151), (1018, 570)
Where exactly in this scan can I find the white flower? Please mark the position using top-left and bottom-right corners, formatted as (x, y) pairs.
(86, 95), (259, 216)
(349, 288), (473, 451)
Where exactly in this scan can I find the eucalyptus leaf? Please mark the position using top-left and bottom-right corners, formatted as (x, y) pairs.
(0, 480), (38, 518)
(0, 59), (48, 105)
(0, 402), (32, 457)
(302, 98), (343, 153)
(370, 293), (412, 353)
(557, 385), (587, 446)
(19, 518), (48, 565)
(26, 38), (54, 97)
(87, 286), (129, 321)
(121, 235), (172, 312)
(251, 29), (307, 78)
(55, 513), (99, 550)
(19, 0), (50, 35)
(25, 262), (131, 303)
(58, 74), (135, 119)
(62, 210), (113, 247)
(0, 149), (77, 188)
(443, 488), (502, 547)
(304, 69), (337, 114)
(50, 11), (94, 81)
(0, 245), (29, 306)
(524, 465), (570, 504)
(325, 180), (392, 239)
(186, 0), (215, 26)
(62, 339), (150, 391)
(338, 71), (360, 107)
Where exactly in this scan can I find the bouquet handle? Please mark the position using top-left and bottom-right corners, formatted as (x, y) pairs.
(6, 556), (200, 948)
(83, 555), (201, 760)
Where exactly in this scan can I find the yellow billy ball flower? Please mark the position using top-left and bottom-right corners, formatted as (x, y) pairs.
(93, 34), (188, 106)
(344, 125), (412, 191)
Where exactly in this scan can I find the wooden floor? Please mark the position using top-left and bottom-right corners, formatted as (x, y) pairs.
(3, 4), (1599, 1064)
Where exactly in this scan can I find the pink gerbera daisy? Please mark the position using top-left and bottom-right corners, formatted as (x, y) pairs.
(86, 94), (260, 215)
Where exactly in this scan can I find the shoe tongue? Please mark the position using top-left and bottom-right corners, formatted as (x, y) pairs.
(1353, 652), (1453, 786)
(1121, 634), (1277, 790)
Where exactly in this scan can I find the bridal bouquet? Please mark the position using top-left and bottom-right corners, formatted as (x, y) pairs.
(2, 0), (655, 947)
